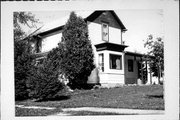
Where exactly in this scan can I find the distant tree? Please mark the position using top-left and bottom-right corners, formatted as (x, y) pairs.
(14, 12), (38, 100)
(60, 12), (95, 89)
(14, 12), (38, 41)
(144, 34), (164, 84)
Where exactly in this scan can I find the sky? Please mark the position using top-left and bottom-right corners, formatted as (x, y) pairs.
(27, 9), (164, 54)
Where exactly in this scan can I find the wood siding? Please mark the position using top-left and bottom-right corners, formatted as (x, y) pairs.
(88, 11), (122, 45)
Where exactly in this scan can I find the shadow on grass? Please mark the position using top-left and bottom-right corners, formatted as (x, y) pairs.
(36, 95), (71, 102)
(146, 94), (164, 99)
(65, 111), (138, 116)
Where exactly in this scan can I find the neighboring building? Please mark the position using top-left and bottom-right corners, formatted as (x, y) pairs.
(29, 10), (158, 87)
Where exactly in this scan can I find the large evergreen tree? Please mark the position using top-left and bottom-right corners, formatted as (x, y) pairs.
(60, 12), (95, 89)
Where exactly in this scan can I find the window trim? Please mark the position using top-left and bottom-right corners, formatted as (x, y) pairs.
(102, 22), (109, 42)
(109, 54), (122, 70)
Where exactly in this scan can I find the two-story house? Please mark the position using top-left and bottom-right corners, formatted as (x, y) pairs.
(29, 10), (157, 87)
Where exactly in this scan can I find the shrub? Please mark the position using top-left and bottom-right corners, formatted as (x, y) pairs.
(14, 41), (33, 100)
(60, 12), (95, 89)
(27, 44), (65, 101)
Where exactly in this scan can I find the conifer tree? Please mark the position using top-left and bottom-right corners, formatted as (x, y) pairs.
(60, 12), (95, 89)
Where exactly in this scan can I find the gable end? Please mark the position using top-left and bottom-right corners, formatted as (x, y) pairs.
(86, 10), (127, 31)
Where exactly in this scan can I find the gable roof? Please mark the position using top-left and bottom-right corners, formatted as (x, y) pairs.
(85, 10), (127, 31)
(30, 10), (127, 38)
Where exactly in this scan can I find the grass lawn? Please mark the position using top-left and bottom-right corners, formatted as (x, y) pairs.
(15, 85), (164, 116)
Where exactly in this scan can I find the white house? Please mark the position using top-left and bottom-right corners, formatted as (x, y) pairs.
(29, 10), (157, 87)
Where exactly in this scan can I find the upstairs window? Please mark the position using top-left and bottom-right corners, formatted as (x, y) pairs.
(128, 59), (134, 72)
(110, 54), (122, 70)
(102, 23), (109, 41)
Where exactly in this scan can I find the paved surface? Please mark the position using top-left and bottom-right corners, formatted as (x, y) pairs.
(56, 107), (164, 116)
(16, 105), (164, 116)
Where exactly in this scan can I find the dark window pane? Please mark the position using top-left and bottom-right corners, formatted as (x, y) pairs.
(110, 54), (122, 70)
(128, 59), (133, 72)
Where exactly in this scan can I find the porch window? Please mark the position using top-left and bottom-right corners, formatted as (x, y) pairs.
(109, 54), (122, 70)
(128, 59), (134, 72)
(98, 53), (104, 72)
(102, 23), (109, 41)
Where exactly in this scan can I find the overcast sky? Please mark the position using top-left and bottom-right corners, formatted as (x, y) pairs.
(29, 9), (164, 54)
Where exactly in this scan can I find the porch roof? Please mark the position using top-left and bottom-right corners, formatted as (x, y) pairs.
(124, 51), (155, 59)
(95, 42), (128, 52)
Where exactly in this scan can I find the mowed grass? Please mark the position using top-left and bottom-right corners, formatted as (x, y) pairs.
(15, 85), (164, 116)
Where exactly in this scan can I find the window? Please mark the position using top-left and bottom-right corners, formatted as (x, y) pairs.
(128, 59), (134, 72)
(102, 23), (109, 41)
(98, 53), (104, 72)
(35, 58), (44, 66)
(109, 54), (122, 70)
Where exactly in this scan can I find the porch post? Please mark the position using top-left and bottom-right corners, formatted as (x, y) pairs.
(150, 70), (152, 84)
(145, 56), (148, 84)
(140, 58), (143, 83)
(124, 52), (126, 84)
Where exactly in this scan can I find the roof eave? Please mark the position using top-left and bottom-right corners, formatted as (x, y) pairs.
(110, 10), (127, 31)
(33, 10), (127, 37)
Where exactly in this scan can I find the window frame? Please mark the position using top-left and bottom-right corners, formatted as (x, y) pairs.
(98, 53), (104, 72)
(101, 22), (109, 42)
(109, 54), (122, 70)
